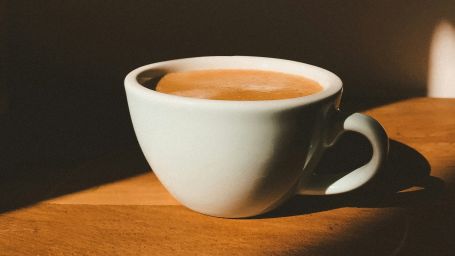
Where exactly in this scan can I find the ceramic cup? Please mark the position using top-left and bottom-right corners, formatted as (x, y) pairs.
(125, 56), (389, 218)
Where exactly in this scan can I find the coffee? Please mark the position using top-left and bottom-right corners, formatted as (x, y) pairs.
(155, 69), (323, 100)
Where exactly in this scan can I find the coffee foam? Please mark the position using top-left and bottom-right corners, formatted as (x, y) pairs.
(155, 69), (323, 101)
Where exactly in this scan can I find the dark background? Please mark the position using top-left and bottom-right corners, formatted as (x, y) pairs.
(1, 0), (454, 180)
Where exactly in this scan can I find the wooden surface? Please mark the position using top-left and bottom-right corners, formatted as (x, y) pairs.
(1, 98), (455, 256)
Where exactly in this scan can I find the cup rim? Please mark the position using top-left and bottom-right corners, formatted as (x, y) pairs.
(124, 56), (342, 109)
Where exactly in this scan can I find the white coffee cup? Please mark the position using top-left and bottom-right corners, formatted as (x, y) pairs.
(125, 56), (389, 218)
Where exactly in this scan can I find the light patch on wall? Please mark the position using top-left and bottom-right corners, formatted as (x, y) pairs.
(428, 20), (455, 97)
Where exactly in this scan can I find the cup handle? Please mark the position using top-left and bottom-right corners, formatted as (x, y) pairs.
(298, 113), (389, 195)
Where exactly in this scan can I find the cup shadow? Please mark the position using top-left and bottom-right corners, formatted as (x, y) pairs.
(256, 134), (444, 219)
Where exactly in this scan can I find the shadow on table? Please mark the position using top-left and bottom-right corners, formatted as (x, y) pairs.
(258, 135), (445, 219)
(0, 147), (149, 214)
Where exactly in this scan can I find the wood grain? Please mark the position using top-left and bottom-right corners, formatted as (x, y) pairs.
(46, 173), (178, 206)
(1, 98), (455, 256)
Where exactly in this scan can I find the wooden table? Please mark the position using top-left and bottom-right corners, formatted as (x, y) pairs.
(1, 98), (455, 255)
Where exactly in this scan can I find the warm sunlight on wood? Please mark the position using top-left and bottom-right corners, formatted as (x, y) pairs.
(46, 173), (179, 206)
(428, 20), (455, 97)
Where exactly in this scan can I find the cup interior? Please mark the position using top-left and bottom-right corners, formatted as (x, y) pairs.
(126, 56), (342, 105)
